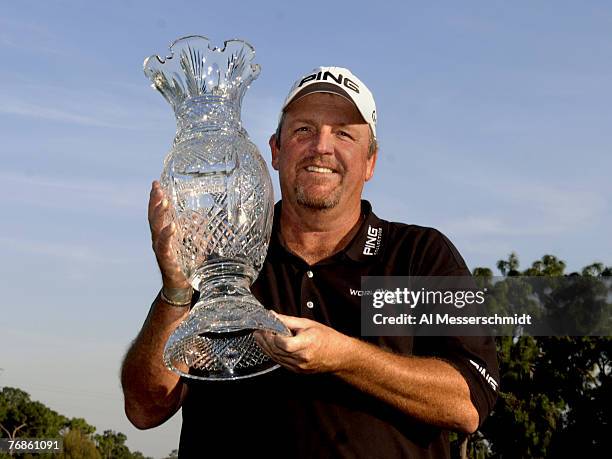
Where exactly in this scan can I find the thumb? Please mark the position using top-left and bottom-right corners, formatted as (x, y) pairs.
(272, 312), (314, 331)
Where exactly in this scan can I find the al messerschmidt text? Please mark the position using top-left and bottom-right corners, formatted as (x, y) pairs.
(372, 313), (532, 325)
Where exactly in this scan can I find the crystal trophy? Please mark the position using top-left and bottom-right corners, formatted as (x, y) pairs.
(144, 36), (290, 380)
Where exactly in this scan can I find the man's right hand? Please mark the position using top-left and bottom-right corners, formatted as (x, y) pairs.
(122, 180), (190, 429)
(148, 180), (190, 289)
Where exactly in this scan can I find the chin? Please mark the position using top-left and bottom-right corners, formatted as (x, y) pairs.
(295, 189), (340, 210)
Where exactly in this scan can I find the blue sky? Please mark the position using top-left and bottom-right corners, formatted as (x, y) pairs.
(1, 1), (610, 457)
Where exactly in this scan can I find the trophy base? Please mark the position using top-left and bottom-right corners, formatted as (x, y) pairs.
(163, 295), (291, 380)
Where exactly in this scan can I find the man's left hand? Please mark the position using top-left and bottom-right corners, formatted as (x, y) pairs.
(254, 313), (352, 374)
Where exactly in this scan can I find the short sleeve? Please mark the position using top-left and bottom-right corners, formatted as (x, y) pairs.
(410, 228), (500, 426)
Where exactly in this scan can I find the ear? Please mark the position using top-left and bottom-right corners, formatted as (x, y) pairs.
(365, 149), (377, 182)
(269, 134), (280, 170)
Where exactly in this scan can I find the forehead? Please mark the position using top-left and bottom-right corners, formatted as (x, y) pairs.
(283, 93), (366, 125)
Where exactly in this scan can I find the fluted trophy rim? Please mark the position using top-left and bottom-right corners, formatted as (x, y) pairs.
(143, 35), (261, 114)
(143, 34), (259, 70)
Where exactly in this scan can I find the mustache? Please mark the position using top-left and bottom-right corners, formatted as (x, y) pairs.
(296, 155), (343, 173)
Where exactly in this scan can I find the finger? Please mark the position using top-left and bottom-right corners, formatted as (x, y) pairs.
(256, 314), (312, 353)
(256, 331), (297, 360)
(272, 332), (311, 354)
(150, 199), (170, 234)
(253, 330), (264, 343)
(254, 331), (288, 363)
(148, 182), (165, 220)
(149, 196), (166, 231)
(273, 313), (314, 332)
(267, 349), (309, 372)
(156, 222), (177, 254)
(254, 331), (275, 358)
(253, 330), (270, 347)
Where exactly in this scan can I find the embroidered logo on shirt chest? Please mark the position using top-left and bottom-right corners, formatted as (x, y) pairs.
(363, 225), (383, 255)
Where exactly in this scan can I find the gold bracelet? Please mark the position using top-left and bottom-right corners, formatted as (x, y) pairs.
(160, 286), (193, 307)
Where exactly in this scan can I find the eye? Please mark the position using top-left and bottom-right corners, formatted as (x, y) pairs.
(295, 126), (311, 133)
(337, 130), (353, 139)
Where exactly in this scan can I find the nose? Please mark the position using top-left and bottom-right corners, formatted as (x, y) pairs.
(313, 127), (334, 155)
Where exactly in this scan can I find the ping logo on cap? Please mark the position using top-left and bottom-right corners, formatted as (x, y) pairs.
(298, 71), (360, 94)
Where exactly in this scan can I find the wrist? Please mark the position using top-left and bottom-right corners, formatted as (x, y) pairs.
(160, 285), (193, 307)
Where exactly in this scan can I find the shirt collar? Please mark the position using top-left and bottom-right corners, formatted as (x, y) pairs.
(268, 200), (387, 264)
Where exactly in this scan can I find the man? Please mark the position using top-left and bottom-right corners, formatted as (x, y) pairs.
(121, 66), (499, 458)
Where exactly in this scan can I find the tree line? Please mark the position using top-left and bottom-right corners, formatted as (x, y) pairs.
(457, 254), (611, 458)
(0, 384), (177, 458)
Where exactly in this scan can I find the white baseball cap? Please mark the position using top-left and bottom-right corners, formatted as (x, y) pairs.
(280, 66), (377, 138)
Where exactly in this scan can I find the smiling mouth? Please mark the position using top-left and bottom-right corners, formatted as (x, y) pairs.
(305, 166), (336, 174)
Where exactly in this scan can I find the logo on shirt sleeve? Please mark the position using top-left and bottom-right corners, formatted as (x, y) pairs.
(469, 359), (499, 392)
(363, 225), (383, 255)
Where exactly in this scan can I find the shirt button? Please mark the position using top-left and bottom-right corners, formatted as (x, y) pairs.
(306, 301), (314, 309)
(306, 270), (314, 278)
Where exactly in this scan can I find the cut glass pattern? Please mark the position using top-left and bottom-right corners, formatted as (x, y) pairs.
(144, 36), (290, 380)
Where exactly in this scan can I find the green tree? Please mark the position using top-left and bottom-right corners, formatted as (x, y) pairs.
(0, 388), (149, 459)
(93, 430), (150, 459)
(65, 417), (96, 436)
(94, 430), (131, 459)
(467, 254), (611, 458)
(60, 428), (101, 459)
(0, 387), (67, 439)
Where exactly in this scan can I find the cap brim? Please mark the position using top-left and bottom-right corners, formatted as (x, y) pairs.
(283, 82), (358, 113)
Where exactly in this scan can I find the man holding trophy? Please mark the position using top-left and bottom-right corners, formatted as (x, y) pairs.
(122, 37), (498, 458)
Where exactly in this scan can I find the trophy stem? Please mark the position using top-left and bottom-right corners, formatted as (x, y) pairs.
(189, 258), (288, 334)
(194, 258), (255, 301)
